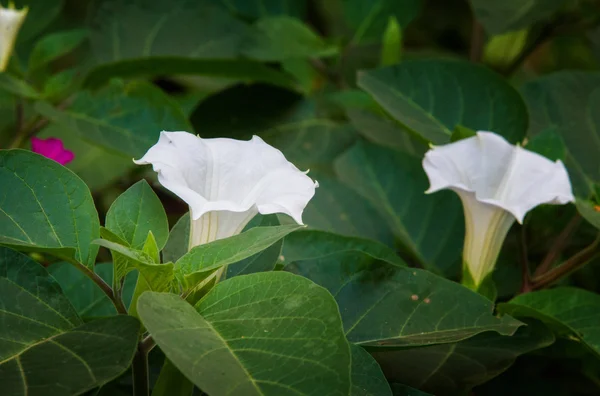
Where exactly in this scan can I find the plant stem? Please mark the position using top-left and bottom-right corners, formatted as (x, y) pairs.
(503, 23), (555, 76)
(532, 233), (600, 290)
(519, 225), (532, 294)
(67, 257), (128, 315)
(132, 343), (150, 396)
(533, 213), (581, 278)
(469, 20), (484, 63)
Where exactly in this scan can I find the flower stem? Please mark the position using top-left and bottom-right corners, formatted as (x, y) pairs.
(132, 343), (150, 396)
(533, 213), (581, 278)
(532, 233), (600, 290)
(67, 257), (128, 315)
(519, 225), (532, 294)
(469, 20), (484, 63)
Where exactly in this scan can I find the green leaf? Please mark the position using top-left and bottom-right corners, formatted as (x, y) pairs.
(347, 109), (427, 156)
(211, 0), (307, 20)
(0, 247), (140, 395)
(28, 29), (88, 73)
(227, 215), (284, 277)
(469, 0), (567, 34)
(243, 16), (338, 61)
(380, 16), (402, 66)
(373, 319), (554, 394)
(524, 127), (566, 161)
(0, 73), (40, 99)
(0, 150), (100, 267)
(335, 141), (463, 273)
(520, 71), (600, 197)
(282, 229), (405, 267)
(450, 124), (477, 142)
(343, 0), (422, 43)
(94, 229), (174, 295)
(303, 174), (396, 246)
(163, 213), (190, 264)
(575, 200), (600, 231)
(483, 29), (529, 69)
(138, 271), (352, 395)
(152, 359), (194, 396)
(499, 287), (600, 357)
(390, 384), (433, 396)
(106, 180), (169, 250)
(351, 345), (392, 396)
(357, 59), (528, 144)
(83, 58), (297, 91)
(286, 250), (523, 346)
(34, 80), (192, 158)
(48, 262), (137, 318)
(14, 0), (64, 43)
(175, 225), (303, 285)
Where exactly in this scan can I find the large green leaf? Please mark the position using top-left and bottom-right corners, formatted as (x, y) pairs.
(286, 250), (523, 346)
(0, 150), (100, 267)
(175, 225), (303, 284)
(357, 59), (528, 144)
(162, 213), (190, 264)
(303, 175), (395, 246)
(500, 287), (600, 357)
(14, 0), (64, 43)
(243, 16), (338, 61)
(0, 74), (40, 99)
(282, 229), (405, 267)
(351, 345), (392, 396)
(469, 0), (567, 34)
(335, 141), (463, 273)
(48, 262), (137, 318)
(343, 0), (422, 43)
(211, 0), (307, 19)
(0, 247), (140, 395)
(105, 180), (169, 250)
(138, 272), (352, 395)
(521, 71), (600, 197)
(372, 319), (554, 394)
(28, 29), (89, 74)
(34, 80), (192, 158)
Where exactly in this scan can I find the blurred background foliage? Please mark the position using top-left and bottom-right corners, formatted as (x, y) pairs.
(4, 0), (600, 394)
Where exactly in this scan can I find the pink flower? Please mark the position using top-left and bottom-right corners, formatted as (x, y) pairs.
(31, 137), (74, 165)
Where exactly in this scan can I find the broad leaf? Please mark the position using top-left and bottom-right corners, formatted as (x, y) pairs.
(211, 0), (307, 19)
(0, 73), (40, 99)
(335, 141), (463, 273)
(138, 271), (352, 396)
(372, 319), (554, 394)
(163, 213), (190, 264)
(0, 150), (100, 267)
(357, 59), (528, 144)
(105, 180), (169, 250)
(286, 250), (523, 346)
(282, 229), (405, 267)
(48, 262), (137, 318)
(14, 0), (64, 43)
(351, 345), (392, 396)
(175, 225), (303, 284)
(500, 287), (600, 357)
(521, 71), (600, 197)
(34, 79), (192, 158)
(343, 0), (422, 43)
(469, 0), (567, 34)
(243, 16), (338, 61)
(303, 175), (395, 246)
(28, 29), (89, 73)
(0, 247), (140, 395)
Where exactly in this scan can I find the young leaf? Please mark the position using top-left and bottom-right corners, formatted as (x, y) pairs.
(28, 29), (88, 74)
(162, 212), (190, 264)
(0, 150), (100, 267)
(286, 250), (523, 346)
(0, 247), (140, 395)
(380, 16), (402, 66)
(105, 180), (169, 250)
(357, 59), (528, 144)
(138, 272), (352, 396)
(0, 73), (40, 99)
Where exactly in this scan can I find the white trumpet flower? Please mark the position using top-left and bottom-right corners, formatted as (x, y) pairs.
(134, 131), (318, 249)
(0, 3), (27, 71)
(423, 131), (574, 289)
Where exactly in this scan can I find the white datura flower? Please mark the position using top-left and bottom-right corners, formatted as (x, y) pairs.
(423, 131), (574, 289)
(0, 3), (28, 72)
(135, 131), (318, 249)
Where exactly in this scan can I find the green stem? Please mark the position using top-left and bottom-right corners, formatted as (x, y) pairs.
(132, 343), (150, 396)
(67, 257), (128, 315)
(533, 213), (581, 278)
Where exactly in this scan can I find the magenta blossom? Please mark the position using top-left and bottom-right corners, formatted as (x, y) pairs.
(31, 137), (74, 165)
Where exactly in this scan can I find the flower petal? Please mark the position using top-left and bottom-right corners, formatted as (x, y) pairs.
(134, 131), (317, 224)
(423, 131), (574, 223)
(0, 5), (28, 71)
